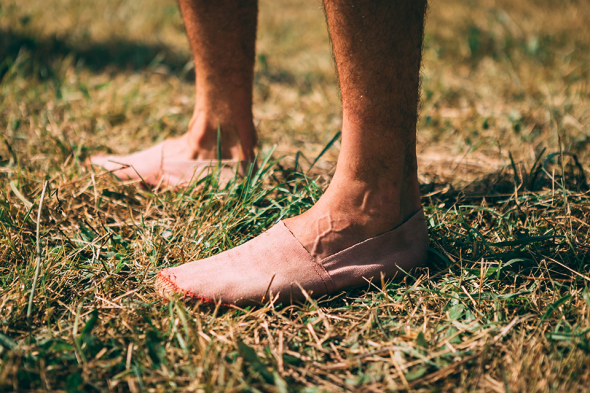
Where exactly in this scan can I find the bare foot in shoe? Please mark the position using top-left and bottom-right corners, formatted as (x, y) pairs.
(89, 113), (256, 188)
(154, 167), (426, 306)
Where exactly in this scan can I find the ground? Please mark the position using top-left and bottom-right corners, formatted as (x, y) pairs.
(1, 0), (590, 391)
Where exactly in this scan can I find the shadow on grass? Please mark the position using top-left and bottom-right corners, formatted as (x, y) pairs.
(0, 28), (315, 89)
(0, 28), (193, 81)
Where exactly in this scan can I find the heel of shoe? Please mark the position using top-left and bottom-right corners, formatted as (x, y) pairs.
(321, 209), (429, 292)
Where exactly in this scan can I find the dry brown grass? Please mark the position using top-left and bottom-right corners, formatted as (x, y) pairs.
(1, 0), (590, 391)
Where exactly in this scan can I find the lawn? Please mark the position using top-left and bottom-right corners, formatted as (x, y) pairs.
(1, 0), (590, 391)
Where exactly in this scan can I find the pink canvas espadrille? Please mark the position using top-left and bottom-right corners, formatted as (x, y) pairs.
(89, 141), (247, 188)
(155, 209), (429, 306)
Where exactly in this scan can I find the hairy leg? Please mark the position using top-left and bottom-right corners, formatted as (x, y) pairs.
(90, 0), (258, 185)
(285, 0), (427, 260)
(179, 0), (258, 161)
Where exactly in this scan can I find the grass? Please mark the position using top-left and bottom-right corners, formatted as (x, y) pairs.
(1, 0), (590, 391)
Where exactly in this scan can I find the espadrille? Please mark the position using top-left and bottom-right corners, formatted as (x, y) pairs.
(89, 141), (248, 188)
(155, 209), (428, 306)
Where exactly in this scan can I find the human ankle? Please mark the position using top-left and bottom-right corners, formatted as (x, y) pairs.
(283, 174), (420, 261)
(329, 168), (420, 219)
(186, 110), (256, 161)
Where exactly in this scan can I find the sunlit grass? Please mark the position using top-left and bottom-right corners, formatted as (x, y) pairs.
(1, 0), (590, 391)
